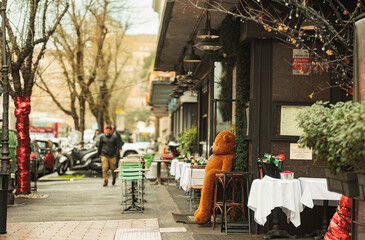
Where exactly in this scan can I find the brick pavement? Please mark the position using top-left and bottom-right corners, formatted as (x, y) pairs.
(0, 219), (161, 240)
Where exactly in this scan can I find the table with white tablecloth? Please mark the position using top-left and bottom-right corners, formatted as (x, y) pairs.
(247, 176), (304, 227)
(180, 168), (205, 191)
(169, 159), (179, 176)
(174, 162), (185, 180)
(177, 162), (190, 181)
(299, 177), (341, 208)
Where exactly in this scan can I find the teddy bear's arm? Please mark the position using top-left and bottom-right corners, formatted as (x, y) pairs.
(221, 154), (235, 172)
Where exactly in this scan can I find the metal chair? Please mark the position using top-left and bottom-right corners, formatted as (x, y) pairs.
(144, 154), (153, 169)
(119, 159), (144, 213)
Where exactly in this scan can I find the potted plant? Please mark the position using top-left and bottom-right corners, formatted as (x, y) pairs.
(297, 101), (365, 198)
(177, 126), (198, 157)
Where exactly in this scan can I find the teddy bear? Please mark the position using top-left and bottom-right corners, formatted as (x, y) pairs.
(194, 130), (235, 224)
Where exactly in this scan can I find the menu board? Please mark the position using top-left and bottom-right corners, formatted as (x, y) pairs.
(290, 143), (312, 160)
(280, 105), (310, 136)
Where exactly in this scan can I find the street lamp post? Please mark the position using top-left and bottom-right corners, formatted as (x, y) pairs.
(0, 0), (10, 234)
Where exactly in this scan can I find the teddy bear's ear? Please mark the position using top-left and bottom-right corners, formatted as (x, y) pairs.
(223, 134), (233, 143)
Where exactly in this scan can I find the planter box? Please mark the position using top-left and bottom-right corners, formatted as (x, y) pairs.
(325, 169), (359, 197)
(358, 174), (365, 201)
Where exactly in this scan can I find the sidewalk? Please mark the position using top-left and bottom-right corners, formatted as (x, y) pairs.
(166, 183), (261, 240)
(1, 172), (261, 240)
(3, 173), (191, 240)
(2, 219), (163, 240)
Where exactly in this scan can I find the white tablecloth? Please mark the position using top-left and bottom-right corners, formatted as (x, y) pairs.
(170, 159), (179, 176)
(247, 176), (304, 227)
(299, 177), (341, 208)
(180, 168), (205, 191)
(174, 162), (185, 180)
(146, 162), (168, 179)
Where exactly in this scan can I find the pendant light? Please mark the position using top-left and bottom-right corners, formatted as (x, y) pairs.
(179, 71), (197, 84)
(194, 37), (222, 52)
(196, 11), (219, 39)
(184, 42), (201, 63)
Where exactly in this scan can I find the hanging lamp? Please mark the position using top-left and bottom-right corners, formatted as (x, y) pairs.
(184, 42), (201, 63)
(194, 37), (222, 52)
(196, 11), (219, 39)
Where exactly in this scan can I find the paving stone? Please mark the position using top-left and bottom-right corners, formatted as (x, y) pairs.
(0, 219), (160, 240)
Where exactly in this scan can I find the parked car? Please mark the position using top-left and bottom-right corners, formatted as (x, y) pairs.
(35, 139), (56, 173)
(0, 129), (18, 188)
(120, 142), (149, 157)
(30, 140), (47, 180)
(50, 140), (63, 169)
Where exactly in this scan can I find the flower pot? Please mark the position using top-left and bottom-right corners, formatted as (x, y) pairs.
(358, 173), (365, 201)
(325, 169), (359, 197)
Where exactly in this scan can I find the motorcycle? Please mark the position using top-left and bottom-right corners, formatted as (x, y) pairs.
(57, 131), (102, 175)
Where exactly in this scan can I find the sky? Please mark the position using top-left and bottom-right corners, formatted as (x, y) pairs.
(124, 0), (160, 35)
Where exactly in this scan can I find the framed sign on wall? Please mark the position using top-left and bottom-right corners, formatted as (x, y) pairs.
(273, 102), (312, 140)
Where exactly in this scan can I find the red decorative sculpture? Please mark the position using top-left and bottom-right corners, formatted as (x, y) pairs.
(15, 97), (31, 194)
(324, 195), (352, 240)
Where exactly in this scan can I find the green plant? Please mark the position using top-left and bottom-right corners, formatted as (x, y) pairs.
(297, 101), (365, 174)
(177, 126), (198, 155)
(217, 15), (250, 172)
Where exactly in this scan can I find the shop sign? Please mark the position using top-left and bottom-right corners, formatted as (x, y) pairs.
(155, 71), (175, 78)
(290, 143), (312, 160)
(293, 49), (309, 75)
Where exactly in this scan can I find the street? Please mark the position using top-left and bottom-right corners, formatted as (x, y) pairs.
(2, 172), (262, 240)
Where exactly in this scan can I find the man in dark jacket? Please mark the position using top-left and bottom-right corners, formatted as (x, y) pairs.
(98, 125), (119, 187)
(112, 126), (124, 164)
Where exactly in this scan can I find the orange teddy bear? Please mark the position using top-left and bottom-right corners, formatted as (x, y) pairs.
(194, 130), (235, 224)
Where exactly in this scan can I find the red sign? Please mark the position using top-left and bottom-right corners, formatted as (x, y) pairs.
(293, 49), (309, 75)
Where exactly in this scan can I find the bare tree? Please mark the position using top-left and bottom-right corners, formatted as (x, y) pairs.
(36, 0), (130, 134)
(3, 0), (69, 194)
(185, 0), (364, 95)
(36, 0), (107, 137)
(86, 22), (130, 131)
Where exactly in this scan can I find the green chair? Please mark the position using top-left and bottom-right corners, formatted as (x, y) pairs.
(119, 160), (144, 213)
(144, 154), (154, 169)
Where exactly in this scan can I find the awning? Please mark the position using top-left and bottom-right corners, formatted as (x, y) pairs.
(148, 81), (176, 116)
(154, 1), (232, 71)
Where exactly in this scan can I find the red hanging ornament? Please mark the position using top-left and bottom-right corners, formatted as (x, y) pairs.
(14, 96), (31, 194)
(324, 195), (352, 240)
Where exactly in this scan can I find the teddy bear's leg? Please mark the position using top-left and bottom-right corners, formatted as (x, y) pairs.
(194, 170), (220, 224)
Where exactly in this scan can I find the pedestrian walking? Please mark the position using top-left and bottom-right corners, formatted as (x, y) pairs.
(112, 126), (124, 165)
(98, 125), (119, 187)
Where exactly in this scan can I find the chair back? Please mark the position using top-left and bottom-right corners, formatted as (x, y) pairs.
(119, 159), (143, 180)
(144, 154), (153, 168)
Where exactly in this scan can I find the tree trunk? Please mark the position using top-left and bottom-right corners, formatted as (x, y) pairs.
(72, 115), (80, 131)
(14, 97), (31, 194)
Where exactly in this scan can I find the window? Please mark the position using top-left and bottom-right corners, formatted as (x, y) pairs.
(213, 61), (236, 137)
